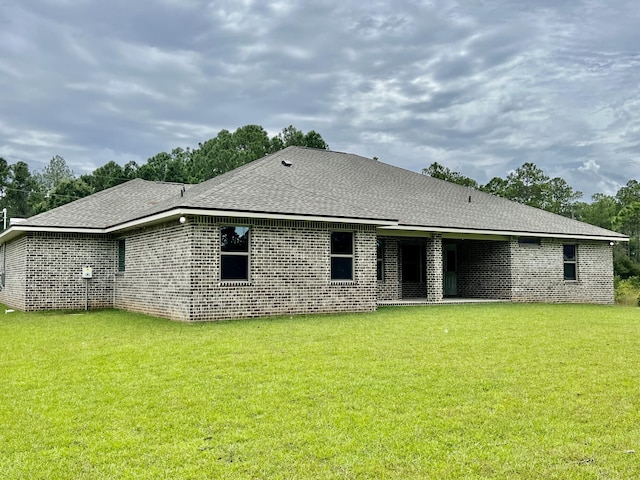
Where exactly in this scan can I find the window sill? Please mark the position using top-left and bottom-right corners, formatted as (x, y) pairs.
(330, 280), (357, 286)
(218, 281), (252, 287)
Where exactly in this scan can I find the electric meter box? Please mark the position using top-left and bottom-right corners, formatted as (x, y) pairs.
(82, 265), (93, 279)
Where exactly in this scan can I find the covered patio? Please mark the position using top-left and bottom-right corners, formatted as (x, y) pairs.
(377, 232), (513, 304)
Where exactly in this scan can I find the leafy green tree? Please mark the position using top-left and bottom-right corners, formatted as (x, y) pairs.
(0, 157), (10, 200)
(479, 164), (581, 217)
(270, 125), (329, 151)
(44, 178), (93, 210)
(33, 155), (74, 195)
(575, 194), (619, 230)
(186, 124), (327, 183)
(422, 162), (479, 189)
(613, 244), (640, 279)
(613, 202), (640, 263)
(616, 180), (640, 206)
(544, 177), (582, 217)
(123, 161), (139, 179)
(503, 163), (549, 208)
(3, 162), (37, 217)
(481, 176), (509, 197)
(88, 160), (126, 192)
(233, 124), (271, 165)
(277, 125), (306, 147)
(137, 149), (189, 183)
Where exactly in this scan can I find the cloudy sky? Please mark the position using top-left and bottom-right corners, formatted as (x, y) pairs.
(1, 0), (638, 199)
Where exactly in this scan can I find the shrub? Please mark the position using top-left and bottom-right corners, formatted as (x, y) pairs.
(614, 276), (640, 306)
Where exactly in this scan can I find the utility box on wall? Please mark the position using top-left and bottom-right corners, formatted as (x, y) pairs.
(82, 265), (93, 279)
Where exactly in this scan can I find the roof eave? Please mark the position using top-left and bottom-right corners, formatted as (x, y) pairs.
(106, 208), (398, 232)
(2, 213), (627, 244)
(0, 208), (397, 242)
(379, 224), (629, 242)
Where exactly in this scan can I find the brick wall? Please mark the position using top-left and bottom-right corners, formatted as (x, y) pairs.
(0, 236), (28, 310)
(114, 217), (378, 321)
(114, 222), (191, 320)
(510, 239), (614, 304)
(0, 233), (116, 311)
(425, 235), (443, 301)
(1, 224), (615, 318)
(457, 239), (512, 299)
(376, 236), (613, 304)
(187, 217), (377, 321)
(377, 238), (401, 301)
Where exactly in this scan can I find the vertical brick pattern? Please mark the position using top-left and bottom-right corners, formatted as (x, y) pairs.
(510, 239), (614, 304)
(425, 234), (443, 301)
(114, 222), (191, 321)
(0, 236), (28, 310)
(0, 233), (116, 311)
(457, 240), (512, 299)
(377, 238), (401, 300)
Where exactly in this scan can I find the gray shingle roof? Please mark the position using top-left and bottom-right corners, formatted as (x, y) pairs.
(17, 147), (626, 240)
(21, 179), (185, 229)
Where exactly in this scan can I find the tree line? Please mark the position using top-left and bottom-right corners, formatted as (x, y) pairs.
(0, 124), (327, 216)
(424, 162), (640, 277)
(0, 125), (637, 277)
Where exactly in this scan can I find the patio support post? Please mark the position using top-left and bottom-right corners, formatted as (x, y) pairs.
(426, 234), (443, 302)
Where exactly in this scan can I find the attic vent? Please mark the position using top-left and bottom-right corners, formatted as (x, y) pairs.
(282, 160), (293, 167)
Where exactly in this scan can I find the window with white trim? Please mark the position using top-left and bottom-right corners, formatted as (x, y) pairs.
(331, 231), (353, 281)
(563, 244), (577, 280)
(221, 226), (250, 281)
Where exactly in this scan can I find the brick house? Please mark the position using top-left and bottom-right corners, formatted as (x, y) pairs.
(0, 147), (628, 321)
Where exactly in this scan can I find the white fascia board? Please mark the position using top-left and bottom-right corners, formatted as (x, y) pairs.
(107, 208), (398, 232)
(378, 224), (629, 242)
(0, 225), (105, 243)
(0, 209), (397, 243)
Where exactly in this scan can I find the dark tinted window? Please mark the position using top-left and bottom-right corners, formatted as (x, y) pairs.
(221, 226), (250, 281)
(564, 262), (576, 281)
(563, 244), (576, 261)
(376, 240), (384, 281)
(221, 226), (249, 252)
(563, 244), (577, 280)
(221, 255), (249, 280)
(331, 232), (354, 280)
(118, 240), (126, 272)
(331, 257), (353, 280)
(331, 232), (353, 255)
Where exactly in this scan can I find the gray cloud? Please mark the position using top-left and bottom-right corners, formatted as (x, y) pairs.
(0, 0), (638, 197)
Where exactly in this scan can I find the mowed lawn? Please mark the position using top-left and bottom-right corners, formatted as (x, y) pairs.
(1, 304), (639, 479)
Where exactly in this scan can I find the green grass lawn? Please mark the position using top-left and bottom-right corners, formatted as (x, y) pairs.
(1, 304), (639, 479)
